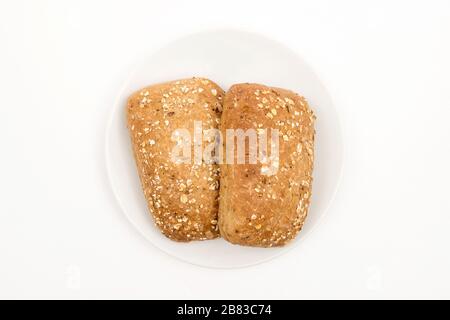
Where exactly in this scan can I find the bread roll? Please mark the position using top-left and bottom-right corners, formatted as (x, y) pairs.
(218, 83), (315, 247)
(126, 78), (224, 241)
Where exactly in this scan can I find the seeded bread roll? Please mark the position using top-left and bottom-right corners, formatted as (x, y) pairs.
(126, 78), (224, 241)
(219, 83), (315, 247)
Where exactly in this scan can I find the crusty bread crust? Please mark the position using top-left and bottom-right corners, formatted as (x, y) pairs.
(218, 83), (315, 247)
(126, 78), (224, 241)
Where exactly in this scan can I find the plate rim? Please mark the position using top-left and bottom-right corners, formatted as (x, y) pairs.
(104, 28), (345, 269)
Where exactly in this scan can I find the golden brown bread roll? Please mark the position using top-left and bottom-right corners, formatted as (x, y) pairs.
(126, 78), (224, 241)
(218, 83), (315, 247)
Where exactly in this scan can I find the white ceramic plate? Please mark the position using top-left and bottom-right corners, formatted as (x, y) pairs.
(106, 29), (343, 268)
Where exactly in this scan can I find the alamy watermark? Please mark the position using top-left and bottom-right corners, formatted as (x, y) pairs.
(170, 121), (280, 175)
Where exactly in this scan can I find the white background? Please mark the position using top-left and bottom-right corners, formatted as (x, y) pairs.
(0, 0), (449, 299)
